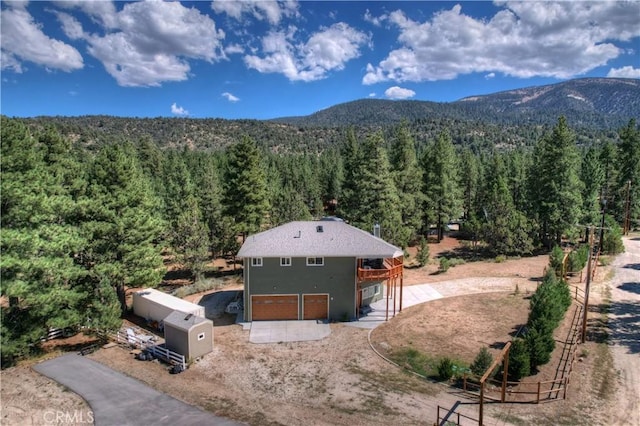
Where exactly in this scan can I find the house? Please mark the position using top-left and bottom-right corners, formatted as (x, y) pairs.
(237, 220), (404, 322)
(163, 310), (214, 360)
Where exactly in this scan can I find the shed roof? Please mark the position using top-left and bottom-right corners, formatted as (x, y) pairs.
(163, 310), (212, 332)
(237, 221), (402, 259)
(134, 288), (203, 314)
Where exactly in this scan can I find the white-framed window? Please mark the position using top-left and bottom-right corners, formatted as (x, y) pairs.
(197, 332), (205, 341)
(306, 257), (324, 266)
(251, 257), (263, 267)
(280, 257), (292, 266)
(374, 284), (381, 296)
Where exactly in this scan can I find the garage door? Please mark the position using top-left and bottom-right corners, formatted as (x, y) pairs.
(303, 294), (329, 320)
(251, 295), (298, 321)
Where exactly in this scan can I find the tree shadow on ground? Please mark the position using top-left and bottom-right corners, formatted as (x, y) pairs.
(588, 300), (640, 354)
(617, 281), (640, 295)
(623, 263), (640, 270)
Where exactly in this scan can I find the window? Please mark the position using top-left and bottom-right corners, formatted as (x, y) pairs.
(280, 257), (292, 266)
(306, 257), (324, 266)
(374, 284), (381, 296)
(197, 332), (205, 341)
(251, 257), (263, 267)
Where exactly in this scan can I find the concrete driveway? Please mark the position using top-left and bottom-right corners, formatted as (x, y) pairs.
(249, 320), (331, 343)
(34, 354), (242, 426)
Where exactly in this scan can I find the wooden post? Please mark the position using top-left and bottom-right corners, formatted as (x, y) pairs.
(399, 271), (403, 313)
(479, 381), (484, 426)
(501, 354), (509, 402)
(536, 381), (541, 404)
(582, 227), (594, 343)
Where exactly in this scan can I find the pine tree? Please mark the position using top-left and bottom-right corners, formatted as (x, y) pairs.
(338, 127), (364, 223)
(529, 117), (583, 246)
(390, 123), (423, 247)
(422, 130), (462, 241)
(173, 196), (210, 280)
(616, 119), (640, 228)
(481, 154), (533, 255)
(82, 142), (165, 312)
(223, 136), (270, 239)
(580, 147), (605, 228)
(351, 132), (403, 244)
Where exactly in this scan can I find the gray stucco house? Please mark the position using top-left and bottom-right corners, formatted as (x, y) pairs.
(237, 220), (404, 322)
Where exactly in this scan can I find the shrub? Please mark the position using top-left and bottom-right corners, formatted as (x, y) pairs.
(416, 236), (430, 267)
(525, 326), (554, 370)
(437, 357), (454, 381)
(549, 245), (564, 276)
(439, 257), (450, 272)
(508, 338), (530, 380)
(602, 216), (625, 255)
(495, 254), (507, 263)
(568, 244), (589, 272)
(470, 347), (493, 376)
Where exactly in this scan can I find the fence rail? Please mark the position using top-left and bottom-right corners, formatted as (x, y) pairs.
(114, 329), (186, 371)
(461, 294), (584, 404)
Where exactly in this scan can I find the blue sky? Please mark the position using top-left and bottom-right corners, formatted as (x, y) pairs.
(1, 1), (639, 120)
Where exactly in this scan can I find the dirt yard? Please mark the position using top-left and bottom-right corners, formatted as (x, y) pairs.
(1, 236), (636, 426)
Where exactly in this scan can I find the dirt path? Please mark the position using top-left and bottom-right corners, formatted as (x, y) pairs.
(608, 236), (640, 426)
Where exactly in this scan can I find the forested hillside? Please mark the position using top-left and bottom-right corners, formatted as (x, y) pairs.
(2, 115), (639, 366)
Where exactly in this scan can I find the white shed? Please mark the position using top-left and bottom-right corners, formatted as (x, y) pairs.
(132, 288), (205, 324)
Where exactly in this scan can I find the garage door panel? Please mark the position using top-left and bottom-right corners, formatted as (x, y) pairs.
(303, 294), (328, 320)
(251, 295), (298, 321)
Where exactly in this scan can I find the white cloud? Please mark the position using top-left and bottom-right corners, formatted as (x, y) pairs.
(364, 9), (386, 27)
(0, 3), (84, 73)
(485, 72), (496, 79)
(62, 1), (226, 87)
(171, 102), (189, 116)
(364, 2), (640, 84)
(225, 44), (245, 55)
(211, 0), (299, 26)
(244, 22), (369, 82)
(368, 92), (376, 98)
(222, 92), (240, 102)
(385, 86), (415, 100)
(607, 66), (640, 78)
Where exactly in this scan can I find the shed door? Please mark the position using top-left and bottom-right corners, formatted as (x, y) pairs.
(303, 294), (329, 320)
(251, 295), (298, 321)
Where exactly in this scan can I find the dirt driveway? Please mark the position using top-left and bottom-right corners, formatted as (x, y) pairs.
(607, 237), (640, 426)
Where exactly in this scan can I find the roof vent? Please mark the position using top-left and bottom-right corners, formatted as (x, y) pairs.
(316, 225), (324, 233)
(184, 313), (193, 321)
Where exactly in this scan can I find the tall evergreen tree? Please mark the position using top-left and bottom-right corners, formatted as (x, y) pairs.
(173, 195), (210, 280)
(480, 154), (533, 255)
(1, 120), (120, 366)
(421, 130), (462, 241)
(338, 128), (364, 223)
(82, 142), (165, 312)
(580, 147), (605, 227)
(352, 132), (403, 243)
(615, 119), (640, 229)
(223, 136), (270, 239)
(529, 117), (583, 246)
(390, 123), (423, 247)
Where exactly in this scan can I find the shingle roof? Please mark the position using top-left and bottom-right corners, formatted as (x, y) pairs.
(237, 221), (403, 258)
(163, 310), (211, 332)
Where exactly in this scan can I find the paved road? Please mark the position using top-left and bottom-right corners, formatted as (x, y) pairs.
(34, 354), (243, 426)
(607, 236), (640, 426)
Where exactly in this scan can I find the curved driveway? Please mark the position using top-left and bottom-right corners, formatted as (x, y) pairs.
(34, 354), (242, 426)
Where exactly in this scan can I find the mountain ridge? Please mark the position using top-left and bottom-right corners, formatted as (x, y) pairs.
(272, 78), (639, 128)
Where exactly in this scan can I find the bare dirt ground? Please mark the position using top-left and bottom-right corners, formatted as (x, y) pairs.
(2, 236), (637, 426)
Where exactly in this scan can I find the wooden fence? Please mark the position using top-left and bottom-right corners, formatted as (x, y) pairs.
(460, 284), (585, 405)
(436, 404), (478, 426)
(114, 329), (186, 371)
